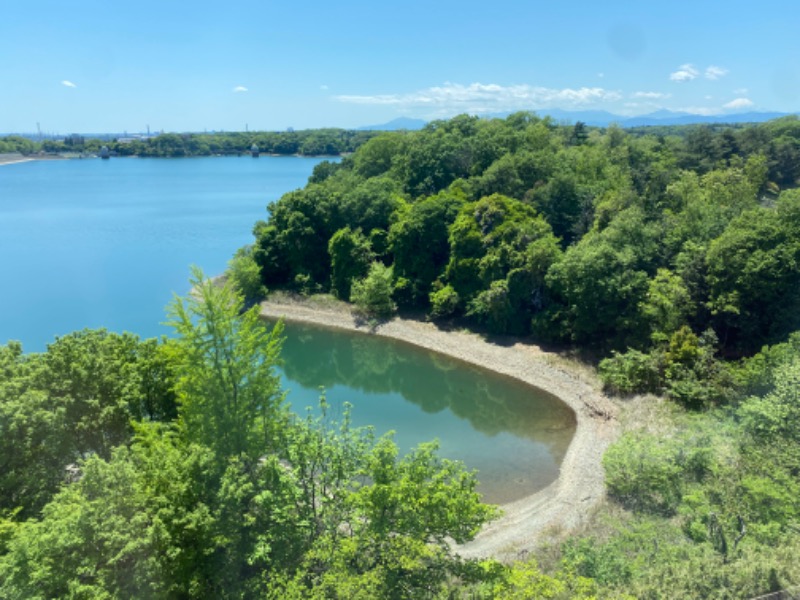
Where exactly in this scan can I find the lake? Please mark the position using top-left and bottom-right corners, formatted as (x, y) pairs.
(0, 156), (328, 349)
(0, 156), (575, 503)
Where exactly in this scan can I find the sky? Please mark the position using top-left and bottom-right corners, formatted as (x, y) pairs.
(2, 0), (799, 134)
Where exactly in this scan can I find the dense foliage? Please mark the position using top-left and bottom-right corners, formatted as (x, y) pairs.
(246, 112), (800, 597)
(252, 113), (800, 359)
(0, 270), (508, 598)
(5, 113), (800, 597)
(567, 338), (800, 598)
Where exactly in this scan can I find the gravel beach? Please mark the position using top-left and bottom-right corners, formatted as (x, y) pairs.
(260, 297), (620, 561)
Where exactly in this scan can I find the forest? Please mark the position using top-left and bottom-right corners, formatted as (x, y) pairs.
(2, 113), (800, 597)
(247, 112), (800, 596)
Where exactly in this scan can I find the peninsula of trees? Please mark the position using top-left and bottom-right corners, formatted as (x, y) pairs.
(254, 113), (800, 359)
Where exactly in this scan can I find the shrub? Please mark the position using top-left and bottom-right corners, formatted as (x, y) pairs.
(429, 285), (460, 320)
(598, 349), (663, 395)
(350, 262), (396, 319)
(603, 433), (685, 515)
(227, 245), (266, 303)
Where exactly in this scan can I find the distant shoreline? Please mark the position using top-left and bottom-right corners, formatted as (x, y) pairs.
(0, 152), (340, 163)
(259, 295), (620, 561)
(0, 154), (36, 166)
(0, 153), (69, 166)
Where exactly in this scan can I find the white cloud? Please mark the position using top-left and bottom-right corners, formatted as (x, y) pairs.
(670, 64), (699, 82)
(705, 65), (729, 80)
(232, 86), (248, 93)
(334, 82), (622, 115)
(61, 80), (77, 88)
(632, 91), (670, 99)
(677, 105), (719, 116)
(723, 97), (754, 110)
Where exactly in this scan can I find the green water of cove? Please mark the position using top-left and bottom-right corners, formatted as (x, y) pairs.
(275, 320), (576, 505)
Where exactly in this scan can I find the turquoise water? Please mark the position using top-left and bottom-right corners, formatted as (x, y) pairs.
(278, 321), (575, 503)
(0, 157), (575, 503)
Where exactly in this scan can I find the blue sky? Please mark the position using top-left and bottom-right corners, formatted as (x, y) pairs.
(2, 0), (799, 133)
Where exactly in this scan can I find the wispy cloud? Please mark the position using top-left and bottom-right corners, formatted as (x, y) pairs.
(670, 64), (699, 82)
(676, 105), (718, 116)
(734, 87), (749, 95)
(705, 65), (729, 80)
(320, 84), (329, 91)
(671, 64), (729, 83)
(631, 91), (670, 99)
(232, 86), (248, 93)
(723, 97), (754, 110)
(61, 80), (77, 88)
(335, 82), (622, 115)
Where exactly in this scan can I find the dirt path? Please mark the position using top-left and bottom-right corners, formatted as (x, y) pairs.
(260, 297), (620, 561)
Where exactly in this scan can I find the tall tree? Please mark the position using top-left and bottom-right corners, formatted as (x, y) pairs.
(166, 266), (285, 465)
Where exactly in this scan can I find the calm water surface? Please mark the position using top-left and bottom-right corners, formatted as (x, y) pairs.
(278, 321), (576, 503)
(0, 156), (328, 349)
(1, 157), (576, 503)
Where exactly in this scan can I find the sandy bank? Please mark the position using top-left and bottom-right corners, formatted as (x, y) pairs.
(0, 155), (35, 166)
(260, 297), (620, 561)
(0, 153), (71, 166)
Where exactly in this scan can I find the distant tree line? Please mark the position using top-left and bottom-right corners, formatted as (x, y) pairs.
(1, 128), (381, 157)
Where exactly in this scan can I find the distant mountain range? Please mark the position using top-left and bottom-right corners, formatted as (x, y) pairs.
(360, 110), (798, 131)
(357, 117), (428, 131)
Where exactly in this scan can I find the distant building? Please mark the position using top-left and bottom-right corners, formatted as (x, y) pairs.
(117, 134), (155, 144)
(251, 143), (259, 157)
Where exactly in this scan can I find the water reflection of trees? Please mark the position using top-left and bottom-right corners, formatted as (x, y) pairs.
(276, 321), (576, 445)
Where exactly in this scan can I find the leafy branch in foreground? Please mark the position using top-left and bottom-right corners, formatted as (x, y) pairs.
(166, 265), (286, 465)
(0, 268), (503, 598)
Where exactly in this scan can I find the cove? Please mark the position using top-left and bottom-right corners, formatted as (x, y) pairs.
(274, 320), (577, 505)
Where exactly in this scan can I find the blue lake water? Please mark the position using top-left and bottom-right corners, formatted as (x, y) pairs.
(0, 156), (327, 350)
(0, 156), (575, 503)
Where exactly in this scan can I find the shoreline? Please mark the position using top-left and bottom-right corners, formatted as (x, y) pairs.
(0, 154), (71, 166)
(0, 152), (343, 164)
(260, 296), (620, 560)
(0, 156), (36, 166)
